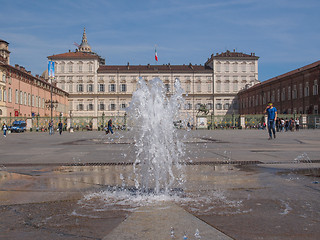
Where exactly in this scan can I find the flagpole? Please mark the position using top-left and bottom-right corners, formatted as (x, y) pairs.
(155, 44), (158, 66)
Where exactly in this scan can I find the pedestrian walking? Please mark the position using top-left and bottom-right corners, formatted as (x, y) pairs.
(264, 102), (277, 140)
(280, 118), (285, 132)
(2, 123), (7, 137)
(295, 118), (300, 131)
(106, 119), (114, 134)
(58, 121), (63, 135)
(49, 121), (53, 135)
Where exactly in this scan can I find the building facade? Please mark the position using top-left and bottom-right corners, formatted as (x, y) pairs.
(0, 39), (69, 122)
(0, 39), (10, 117)
(49, 29), (260, 123)
(205, 50), (259, 115)
(238, 61), (320, 115)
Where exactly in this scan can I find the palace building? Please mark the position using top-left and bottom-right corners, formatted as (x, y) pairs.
(238, 60), (320, 115)
(49, 28), (260, 124)
(0, 39), (69, 121)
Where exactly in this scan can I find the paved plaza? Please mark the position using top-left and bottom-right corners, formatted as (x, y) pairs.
(0, 129), (319, 239)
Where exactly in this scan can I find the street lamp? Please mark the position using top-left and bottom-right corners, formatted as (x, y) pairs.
(102, 112), (105, 130)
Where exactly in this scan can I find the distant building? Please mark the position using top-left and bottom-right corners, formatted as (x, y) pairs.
(238, 61), (320, 115)
(0, 39), (69, 120)
(49, 28), (260, 122)
(205, 50), (259, 115)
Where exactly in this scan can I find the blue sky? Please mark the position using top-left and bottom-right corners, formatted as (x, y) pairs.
(1, 0), (319, 81)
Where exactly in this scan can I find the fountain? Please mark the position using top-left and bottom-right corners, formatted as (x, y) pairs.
(127, 77), (186, 195)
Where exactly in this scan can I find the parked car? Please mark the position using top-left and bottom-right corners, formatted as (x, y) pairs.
(11, 120), (27, 133)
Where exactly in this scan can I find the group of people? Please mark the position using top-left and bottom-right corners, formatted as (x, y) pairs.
(48, 120), (63, 135)
(276, 117), (300, 132)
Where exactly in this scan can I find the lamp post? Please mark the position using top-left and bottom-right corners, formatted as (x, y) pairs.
(36, 113), (39, 131)
(102, 112), (105, 130)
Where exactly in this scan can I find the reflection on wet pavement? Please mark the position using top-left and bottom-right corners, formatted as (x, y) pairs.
(1, 163), (319, 240)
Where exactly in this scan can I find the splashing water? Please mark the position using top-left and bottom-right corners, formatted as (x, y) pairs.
(127, 78), (186, 195)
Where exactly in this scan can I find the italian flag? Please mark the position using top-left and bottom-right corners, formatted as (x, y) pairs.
(155, 48), (158, 61)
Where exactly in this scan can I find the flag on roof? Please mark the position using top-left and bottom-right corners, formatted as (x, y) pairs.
(155, 47), (158, 61)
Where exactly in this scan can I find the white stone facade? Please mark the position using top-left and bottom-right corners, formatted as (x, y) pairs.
(49, 30), (259, 123)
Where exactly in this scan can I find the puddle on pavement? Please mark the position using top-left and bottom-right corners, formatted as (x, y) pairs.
(1, 164), (320, 240)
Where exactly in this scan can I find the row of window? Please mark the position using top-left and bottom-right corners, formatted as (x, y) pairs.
(75, 102), (223, 111)
(215, 62), (255, 73)
(1, 89), (48, 108)
(216, 80), (254, 93)
(57, 75), (212, 82)
(61, 83), (127, 93)
(0, 88), (52, 109)
(76, 103), (127, 111)
(62, 83), (214, 94)
(242, 80), (319, 108)
(56, 62), (94, 73)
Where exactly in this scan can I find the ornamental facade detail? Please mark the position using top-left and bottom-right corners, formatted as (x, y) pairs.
(49, 29), (260, 121)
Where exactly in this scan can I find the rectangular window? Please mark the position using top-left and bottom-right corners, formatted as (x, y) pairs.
(216, 81), (221, 92)
(15, 89), (19, 104)
(110, 103), (116, 110)
(109, 84), (115, 92)
(8, 88), (12, 103)
(99, 103), (105, 111)
(281, 88), (285, 101)
(185, 102), (192, 110)
(186, 83), (191, 93)
(216, 63), (221, 72)
(207, 83), (212, 92)
(20, 91), (23, 105)
(77, 84), (83, 92)
(250, 64), (255, 72)
(299, 84), (303, 98)
(233, 81), (238, 92)
(78, 104), (84, 111)
(165, 84), (170, 92)
(292, 85), (297, 99)
(87, 103), (93, 111)
(99, 84), (105, 92)
(216, 103), (222, 110)
(87, 84), (93, 92)
(120, 103), (126, 110)
(224, 81), (230, 93)
(197, 83), (201, 92)
(305, 84), (309, 97)
(121, 84), (127, 92)
(233, 63), (238, 72)
(313, 80), (318, 95)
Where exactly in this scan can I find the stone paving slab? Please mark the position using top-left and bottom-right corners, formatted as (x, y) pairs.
(103, 202), (233, 240)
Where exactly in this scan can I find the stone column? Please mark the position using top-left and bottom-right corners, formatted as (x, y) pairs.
(240, 115), (246, 129)
(92, 117), (98, 130)
(26, 118), (32, 131)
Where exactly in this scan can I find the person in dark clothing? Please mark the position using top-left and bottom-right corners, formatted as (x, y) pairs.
(106, 119), (114, 134)
(58, 121), (63, 135)
(264, 102), (277, 140)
